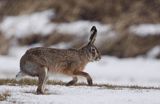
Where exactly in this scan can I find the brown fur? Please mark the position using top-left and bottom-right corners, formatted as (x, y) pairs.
(16, 26), (101, 94)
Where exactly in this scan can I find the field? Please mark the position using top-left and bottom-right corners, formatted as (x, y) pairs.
(0, 48), (160, 104)
(0, 83), (160, 104)
(0, 1), (160, 103)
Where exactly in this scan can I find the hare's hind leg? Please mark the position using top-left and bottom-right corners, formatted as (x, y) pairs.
(37, 67), (48, 94)
(74, 71), (93, 86)
(66, 77), (78, 86)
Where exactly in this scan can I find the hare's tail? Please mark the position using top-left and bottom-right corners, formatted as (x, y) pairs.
(16, 71), (27, 81)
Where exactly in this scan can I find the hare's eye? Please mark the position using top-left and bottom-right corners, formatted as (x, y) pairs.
(90, 48), (95, 52)
(91, 48), (95, 52)
(91, 48), (96, 55)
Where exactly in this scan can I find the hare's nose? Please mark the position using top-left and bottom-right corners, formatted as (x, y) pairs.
(96, 56), (101, 61)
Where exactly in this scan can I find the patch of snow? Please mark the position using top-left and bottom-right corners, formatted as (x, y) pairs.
(0, 55), (18, 78)
(0, 10), (55, 38)
(146, 46), (160, 58)
(51, 20), (113, 46)
(49, 42), (72, 49)
(129, 24), (160, 36)
(55, 21), (114, 45)
(0, 85), (160, 104)
(56, 21), (110, 36)
(0, 9), (114, 44)
(0, 46), (160, 103)
(86, 56), (160, 87)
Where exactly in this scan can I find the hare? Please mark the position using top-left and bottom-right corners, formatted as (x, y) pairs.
(16, 26), (101, 94)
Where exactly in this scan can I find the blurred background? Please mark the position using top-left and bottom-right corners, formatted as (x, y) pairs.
(1, 0), (160, 57)
(0, 0), (160, 86)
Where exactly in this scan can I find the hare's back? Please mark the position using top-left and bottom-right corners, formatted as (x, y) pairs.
(23, 47), (81, 65)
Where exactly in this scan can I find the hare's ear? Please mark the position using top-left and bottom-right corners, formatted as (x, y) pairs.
(88, 26), (97, 45)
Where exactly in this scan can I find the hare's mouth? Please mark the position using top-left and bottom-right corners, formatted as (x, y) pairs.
(95, 56), (101, 61)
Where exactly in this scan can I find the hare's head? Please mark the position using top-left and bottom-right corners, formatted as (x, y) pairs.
(82, 26), (101, 61)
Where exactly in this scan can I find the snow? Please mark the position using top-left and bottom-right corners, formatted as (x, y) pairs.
(0, 9), (160, 104)
(55, 21), (110, 36)
(129, 24), (160, 36)
(0, 10), (55, 38)
(0, 85), (160, 104)
(0, 10), (115, 49)
(1, 10), (160, 44)
(87, 56), (160, 87)
(49, 42), (72, 49)
(146, 46), (160, 58)
(0, 10), (113, 45)
(54, 21), (113, 45)
(0, 37), (160, 104)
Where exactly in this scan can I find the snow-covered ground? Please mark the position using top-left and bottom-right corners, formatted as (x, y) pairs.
(129, 24), (160, 36)
(0, 46), (160, 104)
(0, 9), (160, 104)
(1, 85), (160, 104)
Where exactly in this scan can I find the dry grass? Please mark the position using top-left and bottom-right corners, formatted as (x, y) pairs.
(0, 78), (64, 86)
(100, 33), (160, 58)
(0, 0), (160, 25)
(17, 31), (86, 49)
(0, 79), (160, 90)
(0, 34), (10, 55)
(1, 0), (160, 58)
(0, 91), (10, 101)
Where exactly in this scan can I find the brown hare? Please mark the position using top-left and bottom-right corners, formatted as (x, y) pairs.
(16, 26), (101, 94)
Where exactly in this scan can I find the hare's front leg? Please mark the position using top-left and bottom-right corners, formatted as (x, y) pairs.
(66, 76), (78, 86)
(37, 67), (48, 94)
(74, 71), (93, 86)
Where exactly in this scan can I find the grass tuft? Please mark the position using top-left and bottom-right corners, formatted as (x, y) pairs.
(0, 79), (160, 90)
(0, 91), (10, 101)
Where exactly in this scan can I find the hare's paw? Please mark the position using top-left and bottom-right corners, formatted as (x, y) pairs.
(36, 89), (45, 95)
(87, 79), (93, 86)
(66, 77), (78, 86)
